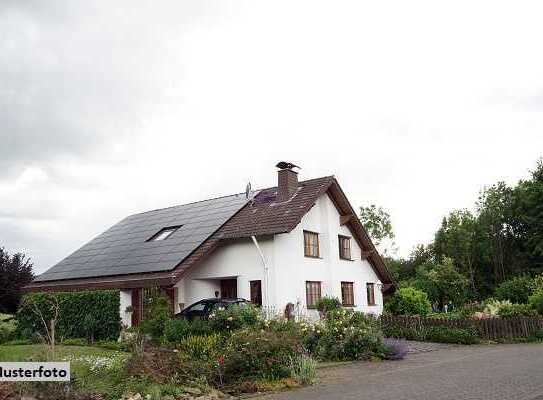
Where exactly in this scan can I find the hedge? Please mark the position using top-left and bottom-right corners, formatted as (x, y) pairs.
(17, 290), (121, 342)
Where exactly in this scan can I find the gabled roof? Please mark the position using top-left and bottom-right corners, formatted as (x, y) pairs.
(32, 193), (250, 283)
(26, 176), (394, 292)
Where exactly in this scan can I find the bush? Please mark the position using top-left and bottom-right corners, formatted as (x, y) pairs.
(385, 287), (432, 316)
(304, 309), (385, 361)
(222, 329), (303, 383)
(497, 303), (538, 318)
(383, 324), (479, 344)
(139, 291), (171, 341)
(315, 297), (342, 314)
(425, 326), (479, 344)
(17, 291), (121, 342)
(288, 355), (317, 385)
(164, 319), (192, 343)
(494, 276), (535, 304)
(529, 290), (543, 315)
(61, 338), (88, 346)
(177, 334), (221, 362)
(208, 304), (261, 332)
(0, 314), (17, 344)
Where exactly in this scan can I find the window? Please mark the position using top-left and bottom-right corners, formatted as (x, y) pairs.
(341, 282), (354, 306)
(147, 226), (181, 242)
(338, 235), (351, 260)
(250, 280), (262, 306)
(304, 231), (320, 258)
(366, 283), (376, 306)
(305, 281), (322, 308)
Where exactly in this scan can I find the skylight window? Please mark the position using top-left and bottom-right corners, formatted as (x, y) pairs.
(148, 226), (181, 242)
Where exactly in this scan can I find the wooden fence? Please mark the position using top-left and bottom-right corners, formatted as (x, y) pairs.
(380, 315), (543, 340)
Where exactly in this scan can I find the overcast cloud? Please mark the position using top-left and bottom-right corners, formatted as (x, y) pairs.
(2, 1), (543, 274)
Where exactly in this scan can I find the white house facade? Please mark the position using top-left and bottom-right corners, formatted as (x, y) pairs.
(29, 163), (394, 327)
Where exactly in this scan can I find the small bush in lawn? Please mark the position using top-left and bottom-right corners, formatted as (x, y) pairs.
(497, 303), (538, 318)
(382, 338), (409, 360)
(529, 290), (543, 315)
(385, 287), (432, 316)
(222, 329), (303, 383)
(288, 355), (317, 385)
(305, 309), (385, 361)
(208, 304), (261, 332)
(315, 297), (342, 315)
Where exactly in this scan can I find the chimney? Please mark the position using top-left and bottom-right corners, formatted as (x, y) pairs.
(276, 161), (299, 202)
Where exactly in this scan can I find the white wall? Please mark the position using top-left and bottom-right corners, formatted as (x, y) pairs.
(173, 193), (383, 317)
(272, 194), (383, 318)
(119, 289), (132, 328)
(174, 237), (271, 312)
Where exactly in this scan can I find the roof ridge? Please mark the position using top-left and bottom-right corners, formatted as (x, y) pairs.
(127, 176), (335, 217)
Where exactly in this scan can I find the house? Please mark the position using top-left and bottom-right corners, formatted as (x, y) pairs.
(26, 163), (395, 326)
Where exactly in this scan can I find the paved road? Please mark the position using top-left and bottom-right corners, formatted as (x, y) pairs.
(258, 344), (543, 400)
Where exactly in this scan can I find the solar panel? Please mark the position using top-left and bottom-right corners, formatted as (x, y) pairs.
(35, 193), (250, 282)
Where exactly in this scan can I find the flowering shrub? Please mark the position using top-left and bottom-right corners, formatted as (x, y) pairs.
(208, 304), (261, 332)
(304, 309), (386, 361)
(382, 338), (409, 360)
(222, 329), (304, 382)
(315, 297), (342, 315)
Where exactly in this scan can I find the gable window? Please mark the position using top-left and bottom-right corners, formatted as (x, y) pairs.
(147, 226), (181, 242)
(366, 283), (376, 306)
(305, 281), (321, 308)
(338, 235), (351, 260)
(303, 231), (320, 258)
(341, 282), (354, 306)
(250, 280), (262, 307)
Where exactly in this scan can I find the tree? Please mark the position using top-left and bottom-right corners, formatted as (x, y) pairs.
(415, 258), (469, 310)
(0, 248), (34, 314)
(359, 204), (395, 253)
(434, 210), (479, 296)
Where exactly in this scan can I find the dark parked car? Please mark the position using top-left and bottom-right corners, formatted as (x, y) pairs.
(175, 298), (249, 320)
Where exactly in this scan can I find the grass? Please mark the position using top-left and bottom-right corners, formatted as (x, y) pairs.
(0, 344), (131, 399)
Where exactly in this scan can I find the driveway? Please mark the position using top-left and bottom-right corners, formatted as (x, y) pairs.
(257, 343), (543, 400)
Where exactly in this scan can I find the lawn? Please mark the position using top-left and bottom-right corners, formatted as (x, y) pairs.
(0, 344), (121, 362)
(0, 344), (131, 398)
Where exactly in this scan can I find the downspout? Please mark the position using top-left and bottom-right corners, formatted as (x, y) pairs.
(251, 236), (270, 308)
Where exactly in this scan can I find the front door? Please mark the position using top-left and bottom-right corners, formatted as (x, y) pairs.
(220, 279), (237, 298)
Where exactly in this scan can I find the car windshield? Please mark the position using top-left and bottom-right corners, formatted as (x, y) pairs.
(186, 302), (207, 312)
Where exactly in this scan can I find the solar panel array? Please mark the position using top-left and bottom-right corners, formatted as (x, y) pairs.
(35, 193), (250, 281)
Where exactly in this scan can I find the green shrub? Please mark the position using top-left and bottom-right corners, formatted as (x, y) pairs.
(304, 309), (385, 361)
(17, 291), (121, 342)
(288, 355), (317, 385)
(385, 287), (432, 316)
(0, 314), (17, 344)
(383, 324), (478, 344)
(164, 319), (192, 343)
(494, 276), (535, 304)
(497, 303), (538, 318)
(208, 304), (261, 332)
(315, 297), (342, 314)
(534, 329), (543, 340)
(139, 291), (171, 341)
(529, 290), (543, 315)
(177, 334), (221, 362)
(222, 329), (303, 383)
(61, 338), (88, 346)
(425, 326), (479, 344)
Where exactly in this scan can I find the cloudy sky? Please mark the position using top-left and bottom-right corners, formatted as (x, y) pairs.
(2, 1), (543, 275)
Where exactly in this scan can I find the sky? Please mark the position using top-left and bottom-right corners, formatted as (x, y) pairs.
(2, 1), (543, 275)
